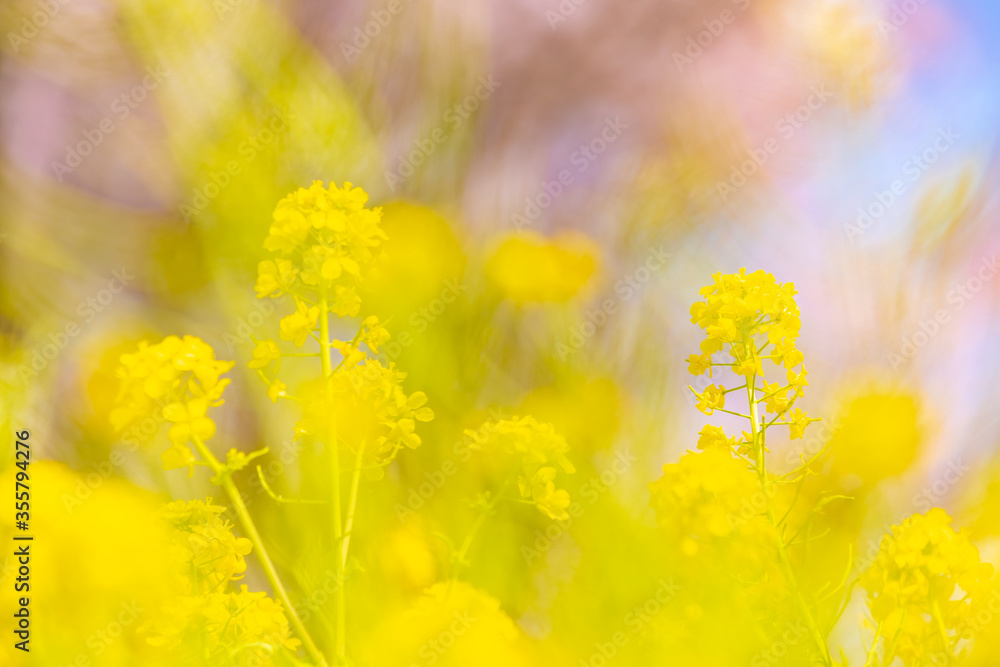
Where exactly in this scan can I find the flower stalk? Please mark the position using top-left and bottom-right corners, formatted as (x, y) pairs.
(190, 435), (329, 667)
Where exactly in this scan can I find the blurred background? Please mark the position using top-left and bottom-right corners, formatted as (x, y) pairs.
(1, 0), (999, 664)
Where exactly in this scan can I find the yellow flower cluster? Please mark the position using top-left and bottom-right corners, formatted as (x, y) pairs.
(0, 462), (176, 666)
(649, 449), (775, 555)
(160, 499), (252, 594)
(297, 358), (434, 469)
(861, 508), (994, 664)
(331, 315), (393, 369)
(465, 416), (575, 520)
(364, 581), (535, 666)
(111, 335), (234, 474)
(688, 269), (816, 441)
(485, 232), (598, 304)
(144, 499), (300, 665)
(255, 181), (387, 326)
(648, 448), (792, 627)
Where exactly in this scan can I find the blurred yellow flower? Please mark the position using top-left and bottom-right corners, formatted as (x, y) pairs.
(466, 416), (575, 521)
(360, 203), (467, 315)
(485, 232), (598, 304)
(829, 389), (923, 486)
(363, 582), (536, 666)
(111, 335), (233, 472)
(279, 301), (320, 347)
(141, 499), (301, 665)
(0, 462), (174, 666)
(861, 509), (993, 665)
(297, 358), (434, 467)
(696, 424), (738, 451)
(248, 339), (282, 369)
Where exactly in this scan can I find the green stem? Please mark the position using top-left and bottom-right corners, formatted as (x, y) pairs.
(341, 443), (366, 569)
(932, 598), (954, 662)
(319, 290), (346, 666)
(864, 620), (883, 667)
(744, 347), (832, 667)
(450, 483), (508, 587)
(190, 436), (328, 667)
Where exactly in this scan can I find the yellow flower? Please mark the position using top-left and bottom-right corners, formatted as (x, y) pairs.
(268, 181), (383, 252)
(331, 339), (366, 369)
(248, 339), (282, 369)
(762, 381), (790, 414)
(687, 353), (712, 376)
(159, 499), (253, 593)
(786, 408), (815, 440)
(254, 258), (298, 298)
(360, 315), (391, 353)
(113, 336), (233, 472)
(733, 355), (763, 377)
(279, 300), (319, 347)
(485, 232), (598, 303)
(362, 582), (535, 667)
(775, 340), (805, 369)
(861, 509), (993, 665)
(649, 448), (780, 579)
(0, 462), (175, 666)
(164, 397), (216, 445)
(696, 424), (737, 451)
(331, 284), (362, 317)
(694, 384), (726, 415)
(522, 467), (572, 521)
(257, 182), (386, 341)
(828, 388), (923, 486)
(465, 416), (575, 520)
(786, 366), (808, 391)
(297, 358), (433, 469)
(687, 269), (816, 437)
(161, 443), (197, 476)
(144, 500), (299, 665)
(264, 181), (385, 284)
(267, 379), (286, 403)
